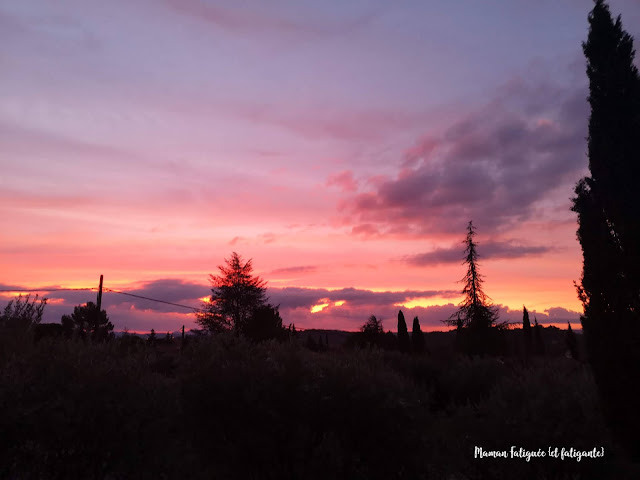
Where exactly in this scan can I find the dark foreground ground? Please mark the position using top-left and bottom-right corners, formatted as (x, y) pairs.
(1, 330), (639, 479)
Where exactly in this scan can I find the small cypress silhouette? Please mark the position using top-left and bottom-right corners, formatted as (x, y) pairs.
(565, 321), (579, 360)
(522, 306), (532, 360)
(411, 316), (425, 354)
(533, 318), (545, 356)
(397, 310), (410, 353)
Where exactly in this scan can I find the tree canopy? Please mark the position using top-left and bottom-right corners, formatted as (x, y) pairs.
(196, 252), (268, 334)
(61, 302), (114, 342)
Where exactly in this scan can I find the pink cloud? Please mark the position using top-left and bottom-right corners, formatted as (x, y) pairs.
(326, 170), (358, 192)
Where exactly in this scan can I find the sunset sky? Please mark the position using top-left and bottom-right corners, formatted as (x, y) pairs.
(3, 0), (640, 333)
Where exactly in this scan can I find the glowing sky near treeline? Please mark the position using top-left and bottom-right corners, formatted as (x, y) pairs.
(3, 0), (640, 333)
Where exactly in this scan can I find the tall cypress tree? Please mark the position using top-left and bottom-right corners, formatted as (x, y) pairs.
(397, 310), (410, 353)
(571, 0), (640, 460)
(522, 306), (532, 360)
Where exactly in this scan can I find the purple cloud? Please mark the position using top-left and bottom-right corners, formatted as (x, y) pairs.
(268, 287), (458, 310)
(340, 74), (589, 236)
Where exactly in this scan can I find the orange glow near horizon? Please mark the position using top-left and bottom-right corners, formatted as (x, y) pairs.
(310, 301), (330, 313)
(396, 296), (460, 309)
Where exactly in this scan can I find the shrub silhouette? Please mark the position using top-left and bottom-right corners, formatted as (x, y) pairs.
(243, 303), (287, 342)
(0, 294), (47, 359)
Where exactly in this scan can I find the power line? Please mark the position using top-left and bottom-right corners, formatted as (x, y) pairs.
(0, 288), (96, 292)
(103, 288), (207, 313)
(0, 287), (205, 312)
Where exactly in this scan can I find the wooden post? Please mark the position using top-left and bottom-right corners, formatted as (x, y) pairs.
(97, 275), (103, 311)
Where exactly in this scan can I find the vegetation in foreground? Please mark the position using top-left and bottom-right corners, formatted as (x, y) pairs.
(1, 325), (637, 479)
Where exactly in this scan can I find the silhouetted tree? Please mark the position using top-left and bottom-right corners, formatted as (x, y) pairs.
(533, 318), (545, 356)
(287, 323), (297, 338)
(411, 316), (425, 354)
(522, 306), (532, 360)
(196, 252), (268, 335)
(444, 221), (506, 355)
(361, 315), (384, 347)
(242, 304), (286, 342)
(60, 302), (114, 342)
(565, 322), (579, 360)
(148, 329), (156, 344)
(397, 310), (410, 353)
(571, 0), (640, 460)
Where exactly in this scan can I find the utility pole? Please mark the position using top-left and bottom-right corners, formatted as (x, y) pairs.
(97, 275), (103, 311)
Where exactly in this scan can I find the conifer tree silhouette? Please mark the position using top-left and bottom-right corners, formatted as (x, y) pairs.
(571, 0), (640, 459)
(397, 310), (410, 353)
(411, 316), (425, 354)
(565, 322), (579, 360)
(197, 252), (268, 335)
(444, 221), (506, 355)
(533, 317), (545, 356)
(522, 306), (532, 360)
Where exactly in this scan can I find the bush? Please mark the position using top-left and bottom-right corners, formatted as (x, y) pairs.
(0, 327), (632, 479)
(180, 334), (431, 479)
(0, 294), (46, 360)
(0, 339), (183, 479)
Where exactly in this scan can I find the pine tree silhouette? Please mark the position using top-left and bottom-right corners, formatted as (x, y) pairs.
(444, 221), (506, 355)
